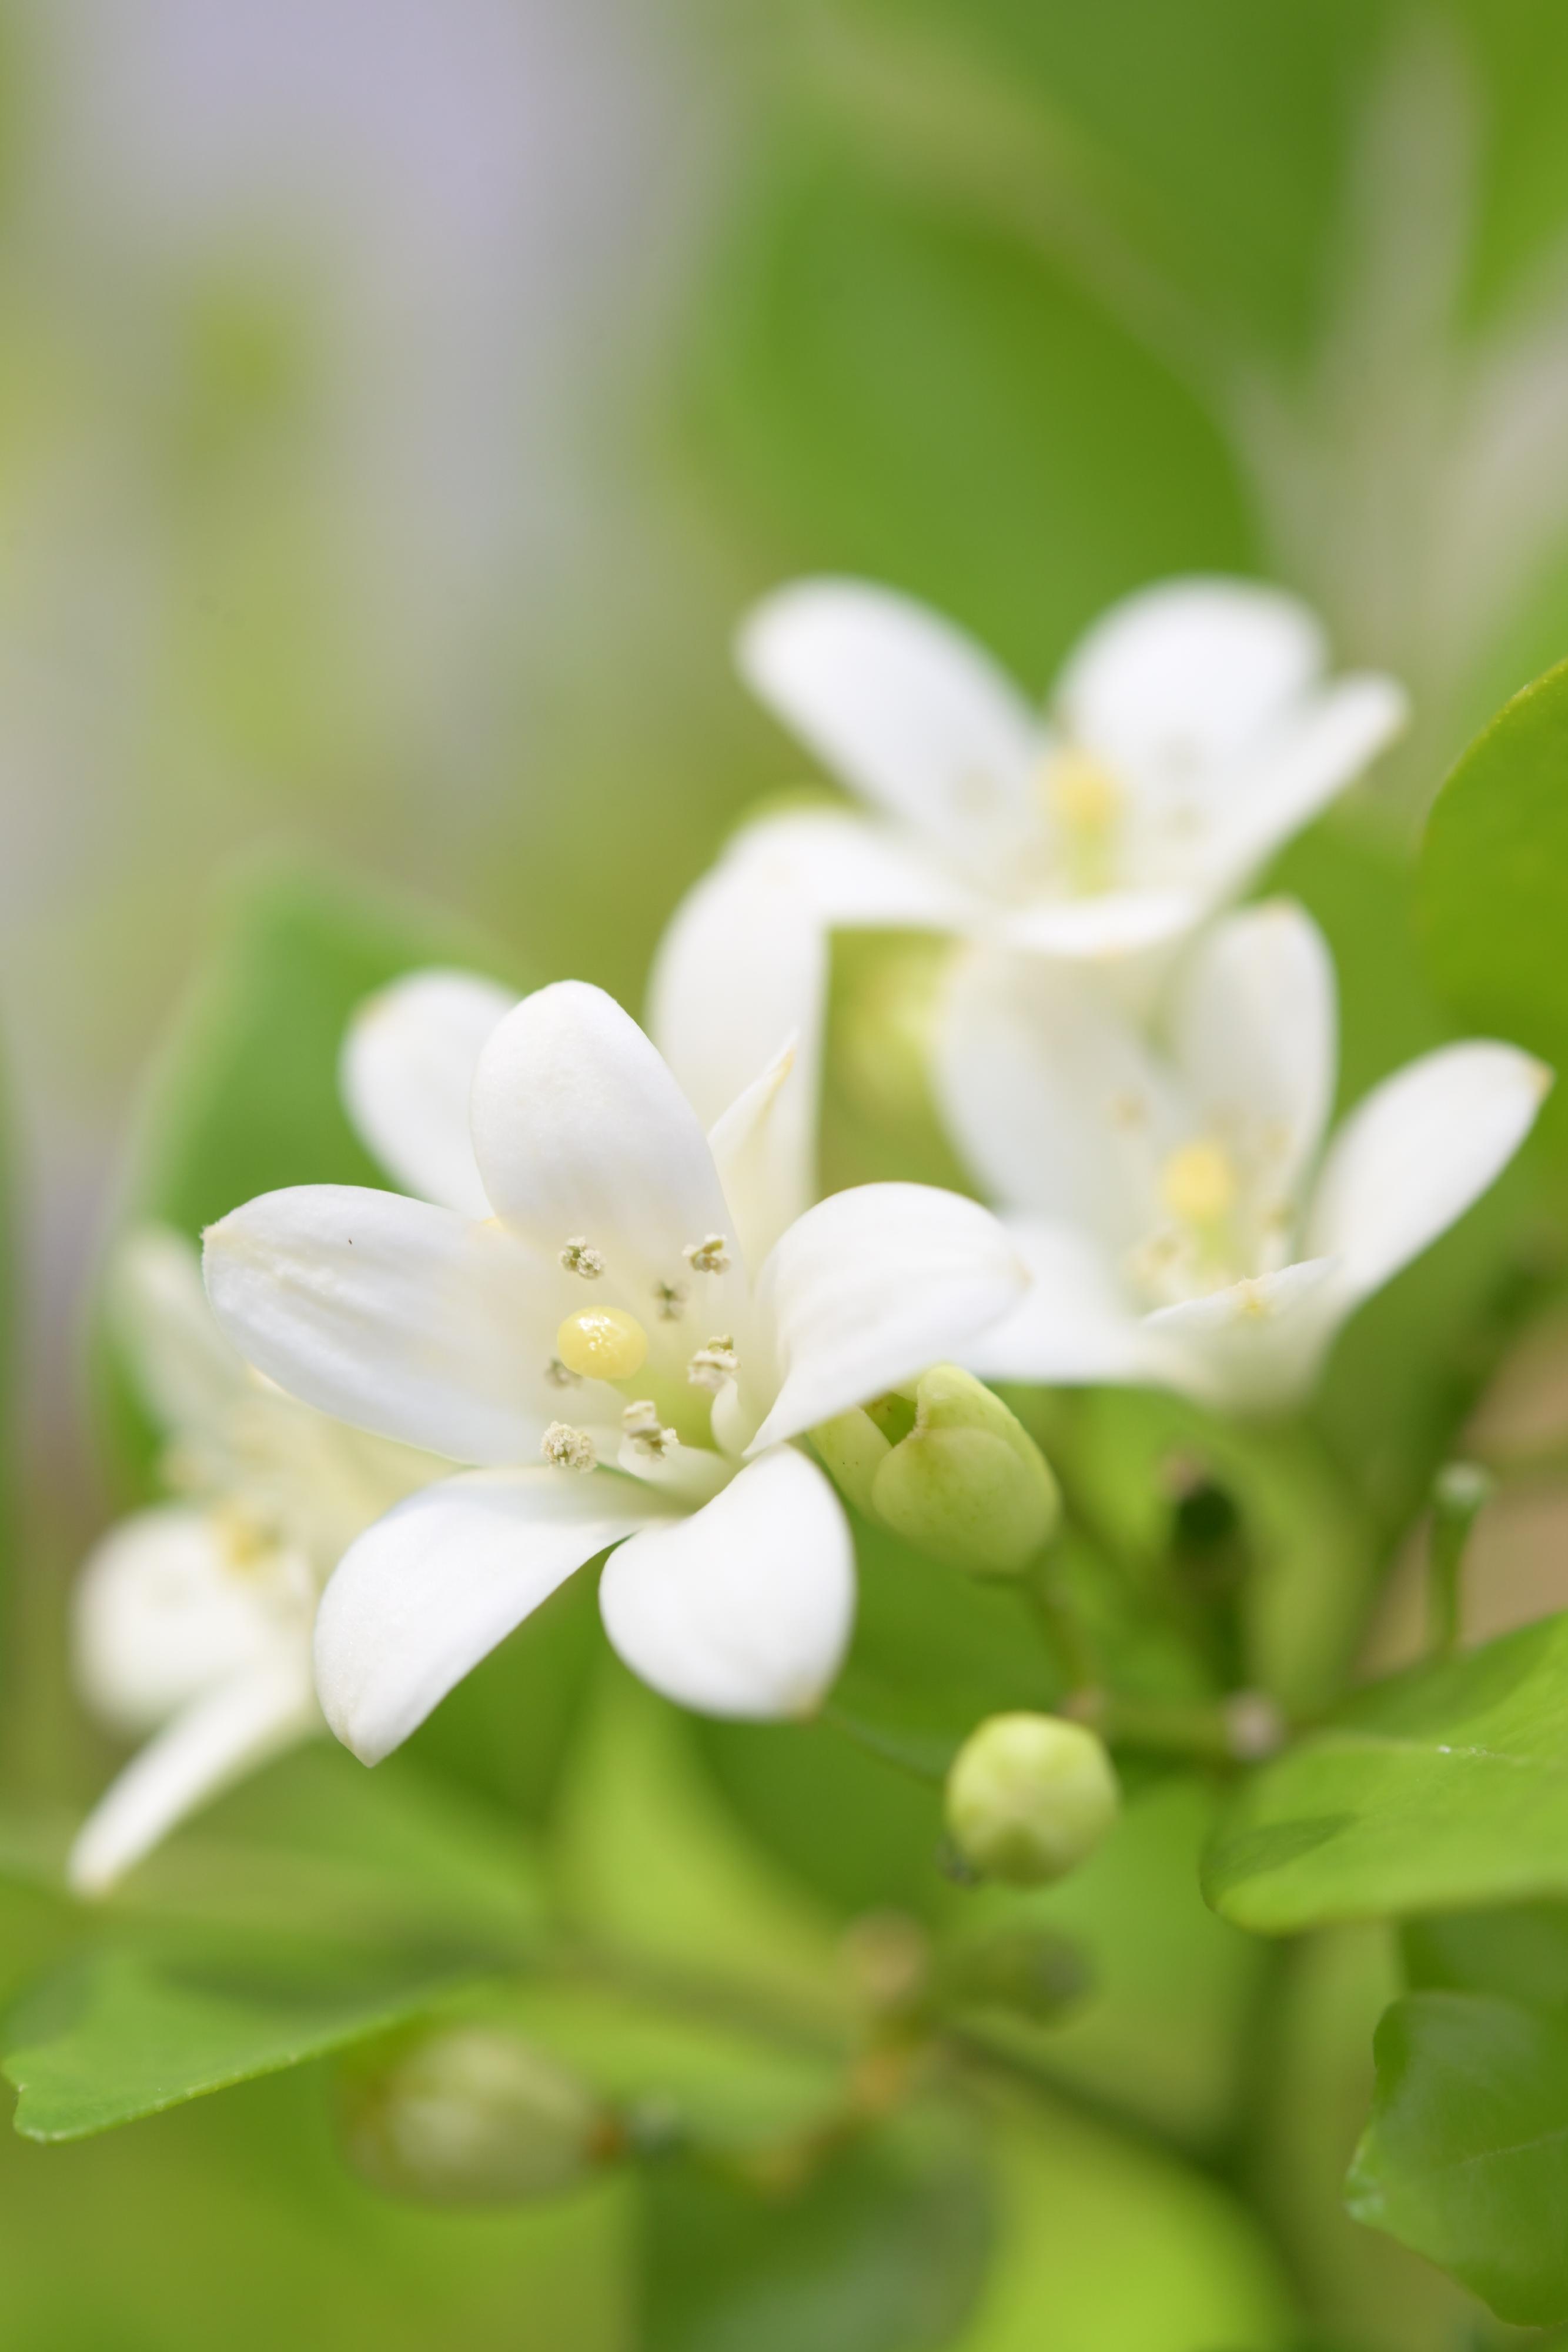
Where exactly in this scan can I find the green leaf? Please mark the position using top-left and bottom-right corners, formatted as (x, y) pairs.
(4, 1943), (487, 2143)
(641, 2113), (993, 2352)
(1347, 1989), (1568, 2326)
(1418, 656), (1568, 1088)
(1403, 1900), (1568, 2011)
(1205, 1612), (1568, 1933)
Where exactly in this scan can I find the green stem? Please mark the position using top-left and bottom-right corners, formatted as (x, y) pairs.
(819, 1702), (953, 1786)
(1427, 1461), (1493, 1658)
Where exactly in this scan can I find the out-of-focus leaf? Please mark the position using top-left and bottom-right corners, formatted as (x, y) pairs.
(1419, 658), (1568, 1091)
(948, 2094), (1290, 2350)
(641, 2112), (993, 2352)
(4, 1942), (485, 2144)
(687, 138), (1252, 687)
(1346, 1989), (1568, 2326)
(1403, 1901), (1568, 2010)
(1205, 1612), (1568, 1932)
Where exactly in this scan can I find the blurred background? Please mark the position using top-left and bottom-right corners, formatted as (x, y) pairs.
(8, 2), (1568, 2343)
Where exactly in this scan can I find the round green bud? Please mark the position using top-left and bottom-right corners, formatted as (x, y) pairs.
(338, 2023), (618, 2206)
(870, 1367), (1059, 1576)
(944, 1712), (1119, 1885)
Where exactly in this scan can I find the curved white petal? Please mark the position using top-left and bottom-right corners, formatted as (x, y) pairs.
(991, 889), (1199, 960)
(315, 1469), (665, 1765)
(1141, 1258), (1344, 1412)
(961, 1219), (1149, 1385)
(109, 1227), (249, 1442)
(705, 1036), (809, 1271)
(599, 1445), (852, 1717)
(1056, 578), (1329, 773)
(1169, 901), (1336, 1200)
(1196, 673), (1409, 903)
(936, 947), (1186, 1252)
(737, 579), (1039, 872)
(341, 968), (516, 1215)
(470, 982), (738, 1299)
(75, 1506), (314, 1736)
(68, 1660), (320, 1897)
(205, 1187), (566, 1465)
(750, 1183), (1025, 1452)
(1305, 1044), (1551, 1306)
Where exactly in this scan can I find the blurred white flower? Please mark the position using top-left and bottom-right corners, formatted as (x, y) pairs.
(935, 903), (1549, 1414)
(70, 1229), (436, 1896)
(205, 977), (1025, 1765)
(652, 577), (1407, 1210)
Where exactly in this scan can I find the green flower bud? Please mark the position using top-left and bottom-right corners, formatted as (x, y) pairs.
(944, 1712), (1119, 1885)
(816, 1367), (1058, 1576)
(338, 2023), (619, 2206)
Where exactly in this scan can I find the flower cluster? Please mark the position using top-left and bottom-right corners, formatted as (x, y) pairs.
(73, 572), (1549, 1890)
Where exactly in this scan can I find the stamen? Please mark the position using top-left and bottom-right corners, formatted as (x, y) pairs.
(1039, 746), (1122, 894)
(688, 1335), (739, 1392)
(623, 1399), (678, 1459)
(556, 1307), (649, 1381)
(1158, 1139), (1238, 1228)
(560, 1236), (606, 1279)
(652, 1279), (687, 1322)
(683, 1234), (731, 1276)
(542, 1422), (597, 1472)
(544, 1358), (582, 1389)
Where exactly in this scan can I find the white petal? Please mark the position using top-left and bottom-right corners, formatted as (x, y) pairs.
(992, 889), (1199, 960)
(599, 1445), (852, 1717)
(315, 1469), (666, 1764)
(705, 1035), (810, 1271)
(340, 968), (516, 1215)
(68, 1661), (320, 1897)
(74, 1507), (314, 1736)
(470, 982), (738, 1297)
(109, 1227), (250, 1442)
(1305, 1044), (1551, 1305)
(749, 1183), (1025, 1452)
(1169, 900), (1336, 1200)
(1195, 674), (1409, 903)
(936, 946), (1186, 1253)
(205, 1187), (568, 1465)
(961, 1219), (1149, 1385)
(1056, 578), (1329, 773)
(737, 579), (1039, 870)
(1141, 1259), (1344, 1412)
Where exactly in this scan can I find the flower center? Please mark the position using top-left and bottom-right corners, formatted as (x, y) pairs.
(1039, 747), (1122, 895)
(555, 1307), (649, 1381)
(1158, 1138), (1238, 1230)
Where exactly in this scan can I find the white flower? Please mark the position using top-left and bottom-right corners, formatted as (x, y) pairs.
(934, 904), (1550, 1414)
(202, 978), (1025, 1765)
(651, 576), (1407, 1208)
(69, 1228), (436, 1896)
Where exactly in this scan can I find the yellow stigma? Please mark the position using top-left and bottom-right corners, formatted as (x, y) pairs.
(1159, 1138), (1238, 1228)
(1045, 748), (1120, 835)
(555, 1307), (649, 1382)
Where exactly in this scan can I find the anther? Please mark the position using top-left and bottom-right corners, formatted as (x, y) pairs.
(688, 1336), (739, 1392)
(545, 1358), (582, 1389)
(652, 1279), (687, 1322)
(542, 1422), (597, 1472)
(683, 1235), (731, 1276)
(1159, 1139), (1238, 1228)
(623, 1400), (678, 1459)
(556, 1308), (649, 1381)
(560, 1237), (606, 1280)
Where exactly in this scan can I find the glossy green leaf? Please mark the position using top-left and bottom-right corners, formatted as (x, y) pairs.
(5, 1943), (487, 2143)
(1205, 1612), (1568, 1933)
(641, 2114), (993, 2352)
(1347, 1989), (1568, 2326)
(1419, 657), (1568, 1087)
(1403, 1900), (1568, 2011)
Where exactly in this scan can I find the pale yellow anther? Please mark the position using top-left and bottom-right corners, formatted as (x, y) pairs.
(541, 1422), (597, 1472)
(1044, 748), (1121, 836)
(683, 1234), (731, 1276)
(1159, 1138), (1238, 1228)
(688, 1335), (739, 1392)
(555, 1307), (649, 1382)
(560, 1237), (605, 1280)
